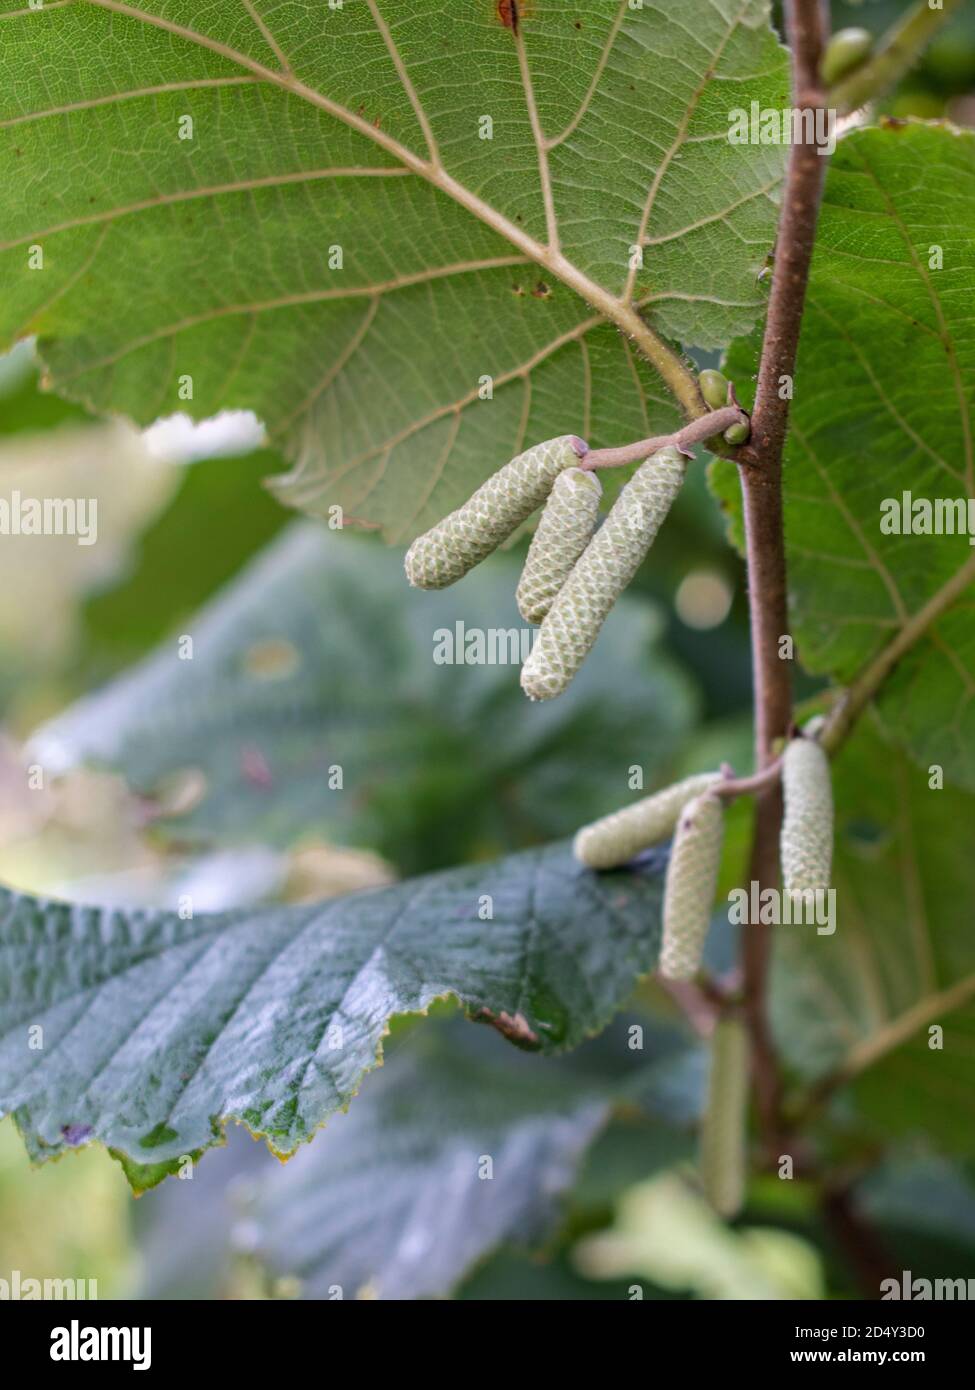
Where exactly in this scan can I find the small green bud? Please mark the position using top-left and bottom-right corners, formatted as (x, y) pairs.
(700, 1017), (748, 1219)
(659, 792), (724, 982)
(698, 369), (729, 411)
(517, 467), (602, 625)
(723, 421), (750, 447)
(780, 733), (833, 904)
(520, 445), (686, 701)
(404, 436), (582, 590)
(821, 27), (872, 87)
(574, 772), (722, 869)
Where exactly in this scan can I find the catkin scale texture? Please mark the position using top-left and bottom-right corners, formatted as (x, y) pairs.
(659, 792), (724, 982)
(516, 468), (602, 625)
(404, 436), (582, 590)
(520, 445), (687, 700)
(780, 736), (833, 899)
(573, 772), (722, 869)
(700, 1017), (748, 1218)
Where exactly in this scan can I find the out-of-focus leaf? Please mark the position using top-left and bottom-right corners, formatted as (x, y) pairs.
(132, 1009), (703, 1300)
(574, 1172), (825, 1298)
(0, 419), (176, 700)
(0, 343), (89, 437)
(32, 524), (698, 873)
(82, 449), (287, 669)
(252, 1021), (607, 1300)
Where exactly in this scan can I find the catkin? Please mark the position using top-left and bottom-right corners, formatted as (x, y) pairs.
(780, 734), (833, 902)
(520, 445), (687, 700)
(658, 792), (724, 982)
(573, 772), (722, 869)
(516, 467), (602, 625)
(404, 436), (583, 590)
(700, 1017), (748, 1219)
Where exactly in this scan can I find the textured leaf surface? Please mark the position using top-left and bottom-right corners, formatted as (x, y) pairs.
(711, 123), (975, 787)
(1, 0), (787, 536)
(131, 1012), (703, 1298)
(252, 1022), (608, 1300)
(0, 840), (667, 1182)
(31, 524), (696, 871)
(771, 719), (975, 1151)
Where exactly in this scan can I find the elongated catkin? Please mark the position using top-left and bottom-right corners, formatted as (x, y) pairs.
(404, 435), (584, 590)
(573, 772), (722, 869)
(780, 734), (833, 901)
(700, 1017), (748, 1219)
(520, 445), (686, 700)
(658, 792), (724, 981)
(516, 467), (602, 625)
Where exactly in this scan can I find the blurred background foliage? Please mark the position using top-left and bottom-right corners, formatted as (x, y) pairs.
(2, 0), (974, 1300)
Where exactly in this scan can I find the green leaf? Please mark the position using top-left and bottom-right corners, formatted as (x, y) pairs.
(251, 1020), (609, 1300)
(1, 0), (787, 537)
(81, 448), (288, 670)
(0, 839), (667, 1187)
(711, 122), (975, 787)
(771, 718), (975, 1151)
(32, 524), (698, 872)
(0, 342), (88, 437)
(128, 1010), (702, 1298)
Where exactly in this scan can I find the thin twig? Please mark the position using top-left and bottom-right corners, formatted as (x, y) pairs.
(830, 0), (963, 115)
(656, 977), (721, 1038)
(714, 758), (783, 802)
(580, 404), (750, 471)
(735, 0), (831, 1157)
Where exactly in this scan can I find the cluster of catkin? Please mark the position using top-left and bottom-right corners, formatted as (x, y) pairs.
(403, 433), (688, 700)
(574, 726), (834, 1218)
(573, 727), (834, 981)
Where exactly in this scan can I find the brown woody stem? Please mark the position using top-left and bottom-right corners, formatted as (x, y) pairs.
(734, 0), (831, 1157)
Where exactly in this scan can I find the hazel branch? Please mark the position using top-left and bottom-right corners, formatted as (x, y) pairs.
(579, 404), (750, 472)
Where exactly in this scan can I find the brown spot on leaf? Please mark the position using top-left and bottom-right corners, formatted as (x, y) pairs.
(531, 281), (551, 299)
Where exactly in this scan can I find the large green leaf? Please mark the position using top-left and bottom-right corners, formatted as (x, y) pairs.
(1, 0), (787, 537)
(0, 839), (668, 1185)
(31, 523), (697, 873)
(771, 718), (975, 1153)
(711, 122), (975, 787)
(252, 1023), (607, 1300)
(130, 1011), (703, 1298)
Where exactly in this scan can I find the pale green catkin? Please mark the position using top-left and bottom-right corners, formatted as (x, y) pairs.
(516, 467), (602, 625)
(659, 792), (724, 982)
(700, 1017), (748, 1219)
(780, 734), (833, 901)
(520, 445), (687, 700)
(404, 435), (582, 590)
(573, 772), (722, 870)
